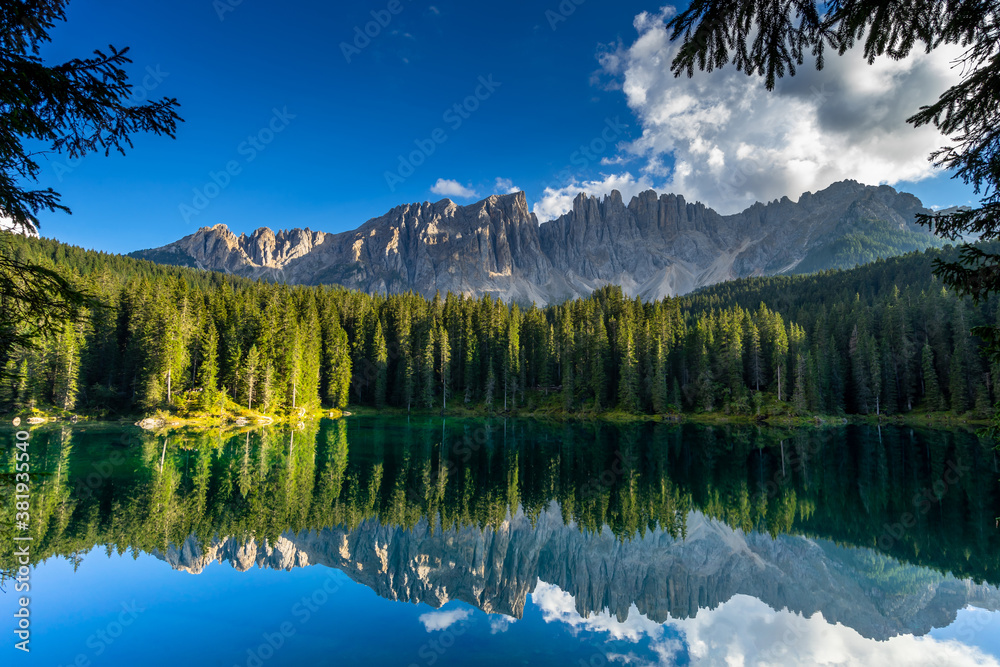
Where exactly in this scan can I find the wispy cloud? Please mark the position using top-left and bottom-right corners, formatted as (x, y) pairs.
(533, 173), (654, 222)
(418, 607), (473, 632)
(494, 177), (520, 194)
(431, 179), (479, 199)
(532, 581), (1000, 667)
(490, 615), (517, 634)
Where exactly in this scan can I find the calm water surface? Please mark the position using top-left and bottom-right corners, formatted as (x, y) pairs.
(2, 417), (1000, 666)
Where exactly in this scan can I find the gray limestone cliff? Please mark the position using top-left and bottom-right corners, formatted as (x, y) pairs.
(131, 181), (935, 304)
(152, 506), (1000, 641)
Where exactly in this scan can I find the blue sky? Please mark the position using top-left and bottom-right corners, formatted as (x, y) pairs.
(30, 0), (980, 254)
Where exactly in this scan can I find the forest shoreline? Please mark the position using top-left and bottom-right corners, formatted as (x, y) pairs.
(3, 402), (990, 433)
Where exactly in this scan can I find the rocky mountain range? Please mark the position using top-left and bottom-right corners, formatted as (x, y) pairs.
(153, 506), (1000, 641)
(131, 180), (937, 304)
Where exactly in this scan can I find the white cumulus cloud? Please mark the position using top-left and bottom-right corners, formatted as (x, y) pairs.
(494, 177), (521, 194)
(590, 7), (964, 214)
(531, 581), (1000, 667)
(533, 173), (655, 222)
(674, 594), (1000, 667)
(533, 580), (667, 642)
(431, 179), (479, 199)
(418, 607), (473, 632)
(0, 215), (39, 238)
(489, 614), (517, 634)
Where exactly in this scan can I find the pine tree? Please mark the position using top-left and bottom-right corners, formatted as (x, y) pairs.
(589, 307), (609, 410)
(261, 360), (275, 412)
(747, 320), (763, 391)
(198, 324), (219, 410)
(485, 363), (496, 408)
(244, 344), (260, 410)
(462, 309), (478, 404)
(222, 323), (242, 400)
(373, 319), (388, 409)
(617, 317), (639, 412)
(652, 337), (668, 414)
(324, 321), (352, 410)
(439, 325), (450, 411)
(421, 326), (436, 409)
(560, 306), (574, 411)
(505, 305), (520, 410)
(52, 322), (80, 410)
(297, 293), (322, 409)
(282, 302), (302, 412)
(792, 353), (808, 413)
(721, 311), (744, 395)
(949, 301), (971, 413)
(949, 351), (968, 413)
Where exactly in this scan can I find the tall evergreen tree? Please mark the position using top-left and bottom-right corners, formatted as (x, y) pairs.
(198, 324), (219, 410)
(373, 319), (388, 409)
(244, 344), (260, 410)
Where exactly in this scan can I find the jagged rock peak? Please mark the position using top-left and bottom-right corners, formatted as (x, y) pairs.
(131, 180), (938, 305)
(152, 507), (1000, 641)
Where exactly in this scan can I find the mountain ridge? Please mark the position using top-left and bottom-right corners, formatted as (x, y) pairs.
(153, 507), (1000, 641)
(131, 180), (939, 304)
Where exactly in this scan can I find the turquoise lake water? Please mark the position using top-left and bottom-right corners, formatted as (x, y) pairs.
(2, 417), (1000, 666)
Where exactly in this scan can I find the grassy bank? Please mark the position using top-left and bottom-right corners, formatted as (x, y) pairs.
(3, 386), (992, 431)
(343, 395), (993, 430)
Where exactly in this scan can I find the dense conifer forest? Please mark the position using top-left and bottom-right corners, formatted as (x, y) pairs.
(1, 234), (997, 418)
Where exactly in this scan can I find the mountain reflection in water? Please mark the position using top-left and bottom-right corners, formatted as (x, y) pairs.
(3, 417), (999, 665)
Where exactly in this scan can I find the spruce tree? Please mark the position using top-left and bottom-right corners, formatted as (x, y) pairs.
(748, 321), (763, 391)
(198, 324), (219, 411)
(792, 353), (808, 413)
(589, 307), (609, 410)
(373, 319), (388, 409)
(244, 344), (260, 410)
(439, 325), (450, 411)
(617, 317), (639, 412)
(421, 327), (436, 409)
(652, 337), (668, 414)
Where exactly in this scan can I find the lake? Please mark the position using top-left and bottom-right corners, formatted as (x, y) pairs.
(2, 417), (1000, 666)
